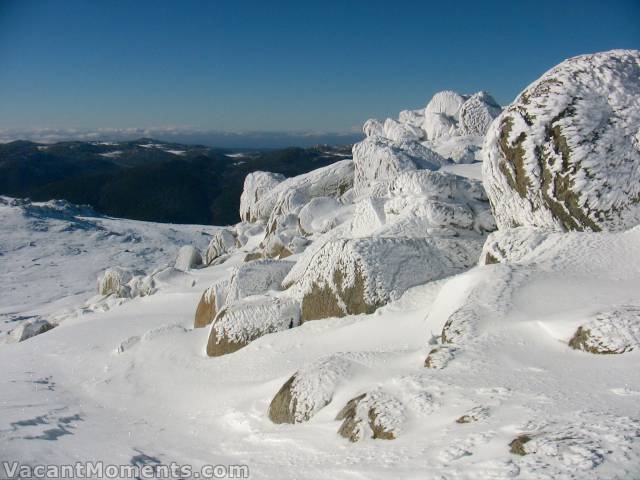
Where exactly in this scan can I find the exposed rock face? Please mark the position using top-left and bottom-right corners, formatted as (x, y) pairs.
(336, 390), (404, 442)
(568, 306), (640, 354)
(206, 297), (300, 356)
(288, 236), (481, 322)
(194, 279), (229, 328)
(483, 49), (640, 232)
(268, 356), (359, 424)
(204, 229), (238, 264)
(240, 171), (286, 222)
(174, 245), (202, 271)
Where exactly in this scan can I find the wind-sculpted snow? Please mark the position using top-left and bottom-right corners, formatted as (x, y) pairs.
(483, 49), (640, 232)
(239, 171), (286, 223)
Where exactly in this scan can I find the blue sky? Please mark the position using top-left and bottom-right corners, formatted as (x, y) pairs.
(0, 0), (638, 146)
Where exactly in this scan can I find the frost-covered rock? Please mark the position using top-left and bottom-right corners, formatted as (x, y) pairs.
(568, 305), (640, 354)
(352, 136), (447, 197)
(194, 279), (229, 328)
(98, 267), (139, 298)
(363, 118), (384, 137)
(174, 245), (203, 271)
(204, 229), (237, 264)
(398, 108), (425, 128)
(336, 390), (404, 442)
(422, 112), (457, 141)
(206, 297), (300, 356)
(483, 49), (640, 232)
(458, 92), (502, 136)
(226, 259), (293, 303)
(239, 171), (286, 222)
(8, 319), (55, 343)
(383, 118), (424, 143)
(425, 90), (466, 119)
(268, 355), (361, 424)
(287, 236), (481, 322)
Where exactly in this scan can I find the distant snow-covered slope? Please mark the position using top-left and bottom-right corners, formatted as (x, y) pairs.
(0, 196), (217, 339)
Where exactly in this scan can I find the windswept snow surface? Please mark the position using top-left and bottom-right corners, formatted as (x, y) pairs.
(0, 197), (217, 338)
(1, 199), (639, 477)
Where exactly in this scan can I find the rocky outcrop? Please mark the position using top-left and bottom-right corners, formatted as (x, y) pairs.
(206, 297), (300, 356)
(268, 356), (359, 424)
(483, 49), (640, 232)
(336, 390), (404, 442)
(174, 245), (203, 271)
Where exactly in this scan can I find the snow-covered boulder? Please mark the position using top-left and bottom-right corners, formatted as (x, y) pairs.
(286, 236), (482, 322)
(239, 171), (286, 222)
(8, 319), (55, 343)
(206, 297), (300, 356)
(226, 259), (293, 303)
(363, 118), (384, 137)
(336, 390), (404, 442)
(174, 245), (203, 271)
(383, 118), (424, 143)
(194, 279), (229, 328)
(425, 90), (466, 119)
(352, 136), (447, 197)
(268, 355), (361, 424)
(458, 92), (502, 136)
(568, 305), (640, 354)
(398, 108), (425, 128)
(98, 267), (141, 298)
(242, 161), (354, 226)
(483, 49), (640, 232)
(204, 228), (237, 264)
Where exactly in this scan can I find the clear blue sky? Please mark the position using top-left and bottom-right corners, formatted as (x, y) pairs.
(0, 0), (638, 145)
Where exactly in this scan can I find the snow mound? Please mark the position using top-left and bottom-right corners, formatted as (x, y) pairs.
(336, 389), (405, 442)
(268, 355), (362, 424)
(297, 197), (344, 235)
(483, 49), (640, 232)
(239, 171), (286, 223)
(425, 90), (466, 119)
(206, 297), (300, 356)
(568, 305), (640, 354)
(289, 236), (481, 322)
(174, 245), (203, 271)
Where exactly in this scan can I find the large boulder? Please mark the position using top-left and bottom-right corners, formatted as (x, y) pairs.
(97, 266), (154, 298)
(286, 235), (482, 322)
(268, 356), (360, 424)
(174, 245), (203, 271)
(568, 305), (640, 354)
(206, 297), (300, 356)
(458, 91), (502, 136)
(483, 49), (640, 232)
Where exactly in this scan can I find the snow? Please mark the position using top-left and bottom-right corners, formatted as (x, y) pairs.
(174, 245), (203, 271)
(98, 150), (123, 158)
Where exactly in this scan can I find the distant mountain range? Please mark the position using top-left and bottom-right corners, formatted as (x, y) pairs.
(0, 138), (351, 225)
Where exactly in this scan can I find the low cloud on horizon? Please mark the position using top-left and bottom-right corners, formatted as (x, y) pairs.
(0, 126), (364, 149)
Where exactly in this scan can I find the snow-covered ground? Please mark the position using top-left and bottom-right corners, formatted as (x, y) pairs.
(1, 196), (639, 479)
